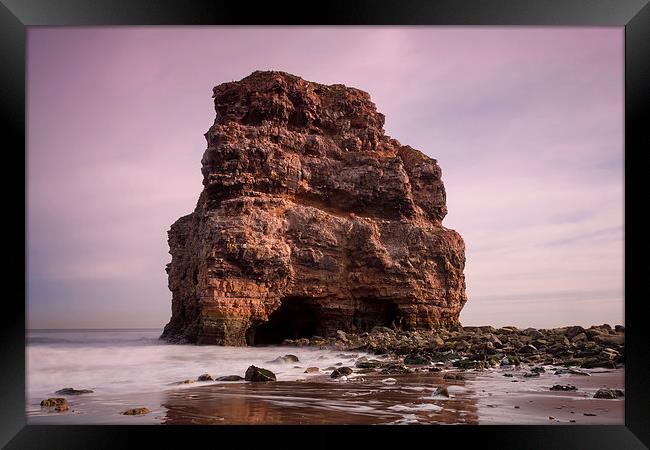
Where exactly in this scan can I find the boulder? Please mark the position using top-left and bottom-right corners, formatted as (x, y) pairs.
(550, 384), (577, 391)
(404, 354), (431, 365)
(122, 407), (151, 416)
(269, 354), (300, 364)
(216, 375), (244, 381)
(245, 366), (277, 382)
(330, 367), (353, 378)
(54, 388), (93, 395)
(593, 388), (624, 399)
(40, 398), (69, 412)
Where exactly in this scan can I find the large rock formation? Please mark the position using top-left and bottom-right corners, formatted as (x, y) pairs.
(161, 71), (466, 345)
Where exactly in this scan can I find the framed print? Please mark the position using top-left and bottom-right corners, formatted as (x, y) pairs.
(2, 0), (649, 448)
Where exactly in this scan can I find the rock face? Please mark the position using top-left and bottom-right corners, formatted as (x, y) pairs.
(161, 71), (467, 345)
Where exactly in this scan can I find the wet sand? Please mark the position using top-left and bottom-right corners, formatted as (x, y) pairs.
(27, 367), (623, 425)
(472, 368), (624, 425)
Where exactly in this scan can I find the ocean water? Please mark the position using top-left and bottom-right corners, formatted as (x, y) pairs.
(27, 329), (371, 400)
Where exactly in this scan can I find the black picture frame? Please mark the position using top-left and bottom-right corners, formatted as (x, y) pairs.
(2, 1), (648, 448)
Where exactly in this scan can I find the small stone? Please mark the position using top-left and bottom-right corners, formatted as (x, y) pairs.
(336, 330), (348, 342)
(216, 375), (244, 381)
(565, 326), (586, 340)
(355, 360), (382, 369)
(380, 363), (412, 375)
(40, 398), (68, 412)
(197, 373), (213, 381)
(500, 356), (521, 366)
(269, 354), (300, 364)
(54, 388), (94, 395)
(593, 388), (624, 399)
(523, 372), (540, 378)
(443, 372), (465, 380)
(550, 384), (577, 391)
(404, 354), (431, 365)
(581, 357), (616, 369)
(571, 332), (588, 343)
(330, 367), (353, 378)
(584, 413), (597, 416)
(304, 367), (320, 373)
(433, 386), (449, 398)
(122, 407), (151, 416)
(430, 336), (445, 348)
(245, 366), (277, 382)
(517, 344), (538, 355)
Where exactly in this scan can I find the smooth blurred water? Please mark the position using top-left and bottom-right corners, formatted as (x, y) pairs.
(26, 330), (625, 425)
(26, 329), (370, 400)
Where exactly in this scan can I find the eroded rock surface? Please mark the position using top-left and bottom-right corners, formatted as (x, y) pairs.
(161, 71), (466, 345)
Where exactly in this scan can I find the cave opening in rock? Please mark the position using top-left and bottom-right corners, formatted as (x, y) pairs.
(352, 299), (404, 331)
(247, 296), (322, 346)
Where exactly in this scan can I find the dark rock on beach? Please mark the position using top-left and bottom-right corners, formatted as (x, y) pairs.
(122, 407), (151, 416)
(433, 386), (449, 397)
(550, 385), (577, 391)
(216, 375), (244, 381)
(380, 363), (412, 375)
(269, 354), (300, 364)
(593, 388), (624, 399)
(404, 354), (431, 365)
(330, 367), (353, 378)
(355, 358), (382, 369)
(245, 366), (277, 382)
(40, 398), (69, 412)
(197, 374), (213, 381)
(443, 372), (465, 381)
(54, 388), (94, 395)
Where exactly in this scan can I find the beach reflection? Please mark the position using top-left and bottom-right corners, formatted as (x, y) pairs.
(161, 373), (479, 425)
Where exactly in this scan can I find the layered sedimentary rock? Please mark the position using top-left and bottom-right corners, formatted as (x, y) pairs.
(161, 71), (467, 345)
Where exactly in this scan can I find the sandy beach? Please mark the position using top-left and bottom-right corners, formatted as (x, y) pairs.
(27, 364), (623, 425)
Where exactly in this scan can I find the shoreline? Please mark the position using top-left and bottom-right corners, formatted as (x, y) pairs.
(28, 367), (624, 425)
(28, 324), (625, 425)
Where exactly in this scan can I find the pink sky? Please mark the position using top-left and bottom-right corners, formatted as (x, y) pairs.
(27, 27), (624, 329)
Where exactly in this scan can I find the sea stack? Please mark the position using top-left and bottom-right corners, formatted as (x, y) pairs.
(161, 71), (467, 345)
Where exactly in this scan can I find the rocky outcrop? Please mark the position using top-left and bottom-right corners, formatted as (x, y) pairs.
(161, 71), (467, 345)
